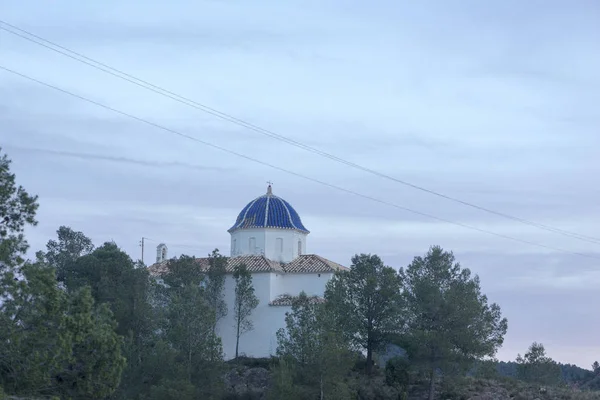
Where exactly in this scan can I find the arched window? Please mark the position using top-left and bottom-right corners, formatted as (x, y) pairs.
(249, 237), (256, 254)
(298, 240), (302, 255)
(233, 239), (237, 254)
(276, 238), (283, 253)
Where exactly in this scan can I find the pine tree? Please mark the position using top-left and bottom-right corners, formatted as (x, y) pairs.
(399, 246), (507, 400)
(206, 248), (227, 333)
(324, 253), (404, 375)
(0, 261), (71, 394)
(233, 263), (259, 358)
(55, 287), (126, 399)
(0, 147), (38, 268)
(44, 226), (94, 283)
(516, 342), (563, 385)
(159, 255), (223, 394)
(276, 292), (353, 399)
(0, 150), (125, 399)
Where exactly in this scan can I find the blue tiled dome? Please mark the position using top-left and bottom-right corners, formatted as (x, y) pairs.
(228, 186), (309, 233)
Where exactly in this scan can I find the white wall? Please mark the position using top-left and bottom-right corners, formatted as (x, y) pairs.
(216, 270), (335, 360)
(230, 228), (307, 263)
(217, 272), (290, 359)
(271, 272), (334, 298)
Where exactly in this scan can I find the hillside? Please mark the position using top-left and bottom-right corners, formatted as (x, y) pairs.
(439, 376), (600, 400)
(494, 360), (600, 389)
(222, 358), (600, 400)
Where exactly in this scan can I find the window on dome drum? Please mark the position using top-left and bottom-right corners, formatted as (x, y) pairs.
(298, 240), (302, 255)
(276, 238), (283, 253)
(233, 239), (237, 253)
(249, 237), (256, 254)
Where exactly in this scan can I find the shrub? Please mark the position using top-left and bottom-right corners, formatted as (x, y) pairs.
(385, 356), (411, 390)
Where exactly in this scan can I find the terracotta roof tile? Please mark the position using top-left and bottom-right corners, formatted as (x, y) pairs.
(284, 254), (349, 273)
(147, 254), (347, 277)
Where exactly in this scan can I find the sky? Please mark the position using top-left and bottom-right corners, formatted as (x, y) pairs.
(1, 0), (600, 369)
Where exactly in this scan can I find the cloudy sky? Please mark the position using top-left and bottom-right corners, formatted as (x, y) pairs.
(2, 0), (599, 368)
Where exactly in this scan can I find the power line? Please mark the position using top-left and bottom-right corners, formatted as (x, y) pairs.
(1, 64), (598, 261)
(1, 21), (599, 245)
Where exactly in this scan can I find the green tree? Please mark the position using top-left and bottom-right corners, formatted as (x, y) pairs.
(43, 231), (156, 398)
(233, 263), (259, 358)
(0, 262), (70, 395)
(44, 226), (94, 282)
(385, 356), (411, 396)
(0, 261), (126, 399)
(276, 293), (322, 366)
(0, 149), (125, 399)
(593, 361), (600, 374)
(276, 292), (353, 399)
(324, 253), (403, 375)
(516, 342), (562, 385)
(205, 248), (227, 333)
(268, 358), (305, 400)
(55, 287), (126, 399)
(159, 255), (223, 396)
(399, 246), (507, 400)
(0, 147), (38, 268)
(59, 242), (150, 337)
(474, 358), (500, 379)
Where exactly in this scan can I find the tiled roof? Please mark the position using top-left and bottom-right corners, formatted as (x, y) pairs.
(283, 254), (348, 273)
(147, 254), (348, 277)
(269, 294), (326, 307)
(228, 186), (309, 233)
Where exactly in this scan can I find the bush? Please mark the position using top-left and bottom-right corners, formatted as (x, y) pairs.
(385, 356), (411, 390)
(227, 356), (278, 370)
(147, 379), (197, 400)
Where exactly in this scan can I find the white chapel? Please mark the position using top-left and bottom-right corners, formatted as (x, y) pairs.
(148, 184), (348, 360)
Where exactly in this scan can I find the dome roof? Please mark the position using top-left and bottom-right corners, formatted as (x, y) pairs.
(228, 185), (309, 234)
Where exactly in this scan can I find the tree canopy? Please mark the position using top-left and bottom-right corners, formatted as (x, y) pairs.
(0, 147), (38, 267)
(516, 342), (563, 385)
(399, 246), (508, 400)
(324, 253), (404, 374)
(233, 263), (259, 358)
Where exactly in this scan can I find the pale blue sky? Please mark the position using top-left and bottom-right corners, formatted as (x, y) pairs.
(1, 0), (600, 368)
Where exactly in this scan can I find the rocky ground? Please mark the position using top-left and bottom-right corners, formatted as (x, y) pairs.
(438, 377), (600, 400)
(221, 363), (600, 400)
(223, 365), (272, 399)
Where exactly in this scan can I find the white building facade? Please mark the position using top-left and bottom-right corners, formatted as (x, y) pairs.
(149, 185), (347, 360)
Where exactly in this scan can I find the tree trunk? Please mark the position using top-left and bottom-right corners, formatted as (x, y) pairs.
(188, 346), (192, 382)
(320, 374), (324, 400)
(366, 345), (373, 375)
(235, 313), (241, 358)
(188, 326), (193, 382)
(428, 367), (435, 400)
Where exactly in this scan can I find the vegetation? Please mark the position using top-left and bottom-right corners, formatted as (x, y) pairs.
(274, 291), (354, 399)
(399, 246), (508, 399)
(324, 254), (403, 375)
(233, 263), (259, 359)
(0, 146), (598, 399)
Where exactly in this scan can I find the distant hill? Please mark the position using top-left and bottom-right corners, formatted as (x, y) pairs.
(494, 360), (600, 389)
